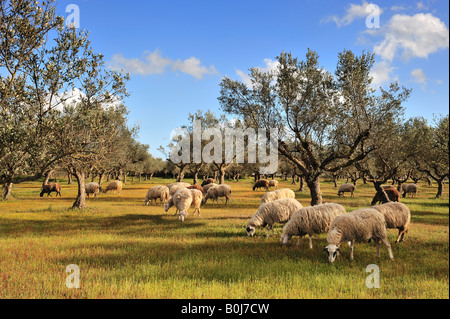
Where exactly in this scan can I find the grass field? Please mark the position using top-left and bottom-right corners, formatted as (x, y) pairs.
(0, 178), (448, 299)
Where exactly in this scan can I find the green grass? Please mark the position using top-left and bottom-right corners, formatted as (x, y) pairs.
(0, 178), (448, 299)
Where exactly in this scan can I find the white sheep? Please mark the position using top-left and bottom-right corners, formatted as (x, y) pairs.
(167, 182), (191, 191)
(145, 185), (170, 206)
(85, 182), (101, 199)
(103, 180), (123, 194)
(269, 180), (279, 189)
(337, 183), (356, 198)
(400, 184), (419, 198)
(201, 184), (232, 206)
(281, 203), (347, 249)
(246, 198), (303, 238)
(202, 183), (218, 195)
(260, 189), (295, 206)
(164, 188), (193, 222)
(372, 202), (411, 243)
(324, 208), (394, 263)
(169, 184), (189, 197)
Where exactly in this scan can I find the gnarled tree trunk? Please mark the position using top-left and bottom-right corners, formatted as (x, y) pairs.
(72, 171), (86, 210)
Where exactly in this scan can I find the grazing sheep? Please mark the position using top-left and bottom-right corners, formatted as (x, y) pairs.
(324, 208), (394, 263)
(268, 180), (279, 189)
(40, 183), (62, 198)
(246, 198), (303, 237)
(202, 183), (218, 195)
(281, 203), (347, 249)
(188, 185), (204, 194)
(253, 179), (270, 191)
(103, 181), (123, 194)
(201, 184), (232, 206)
(145, 185), (170, 206)
(165, 188), (193, 222)
(85, 182), (101, 199)
(201, 178), (215, 187)
(169, 184), (189, 197)
(260, 189), (295, 206)
(371, 188), (400, 206)
(337, 184), (356, 198)
(400, 184), (419, 198)
(372, 202), (411, 243)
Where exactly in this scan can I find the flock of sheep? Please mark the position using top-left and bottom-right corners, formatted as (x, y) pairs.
(141, 179), (413, 263)
(39, 178), (416, 263)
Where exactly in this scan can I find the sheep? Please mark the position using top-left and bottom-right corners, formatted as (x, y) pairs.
(85, 182), (100, 199)
(165, 188), (193, 222)
(260, 189), (295, 206)
(188, 185), (204, 194)
(253, 179), (270, 191)
(246, 198), (303, 238)
(372, 202), (411, 244)
(145, 185), (170, 206)
(202, 183), (218, 195)
(268, 180), (279, 190)
(324, 208), (394, 263)
(399, 184), (419, 198)
(169, 184), (189, 197)
(103, 181), (123, 194)
(40, 183), (62, 198)
(371, 188), (400, 206)
(337, 183), (356, 198)
(201, 184), (232, 206)
(281, 203), (347, 249)
(201, 178), (215, 187)
(186, 189), (203, 220)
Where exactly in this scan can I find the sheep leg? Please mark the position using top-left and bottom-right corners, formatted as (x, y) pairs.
(383, 239), (394, 260)
(349, 241), (355, 261)
(375, 239), (381, 258)
(266, 225), (273, 238)
(296, 236), (303, 247)
(395, 229), (404, 244)
(308, 235), (313, 249)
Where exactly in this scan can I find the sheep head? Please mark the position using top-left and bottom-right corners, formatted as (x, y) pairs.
(324, 245), (341, 263)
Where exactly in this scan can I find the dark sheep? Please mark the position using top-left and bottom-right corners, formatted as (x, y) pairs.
(253, 179), (270, 191)
(188, 185), (204, 193)
(371, 188), (400, 206)
(40, 183), (62, 198)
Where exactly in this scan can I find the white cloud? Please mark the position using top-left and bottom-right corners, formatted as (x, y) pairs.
(411, 68), (427, 84)
(108, 50), (218, 79)
(322, 1), (383, 27)
(370, 61), (397, 87)
(372, 13), (449, 61)
(236, 59), (280, 87)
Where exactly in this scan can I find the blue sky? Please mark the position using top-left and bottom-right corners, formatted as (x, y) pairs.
(56, 0), (449, 158)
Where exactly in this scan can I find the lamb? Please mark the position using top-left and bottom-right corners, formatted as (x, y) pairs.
(165, 188), (193, 222)
(281, 203), (347, 249)
(399, 184), (419, 198)
(324, 208), (394, 263)
(253, 179), (270, 191)
(202, 183), (218, 195)
(85, 182), (101, 199)
(372, 202), (411, 243)
(260, 189), (295, 206)
(337, 183), (356, 198)
(268, 180), (279, 189)
(201, 184), (232, 206)
(145, 185), (170, 206)
(371, 188), (400, 206)
(188, 185), (204, 194)
(246, 198), (303, 237)
(201, 178), (215, 187)
(40, 183), (62, 198)
(102, 181), (123, 194)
